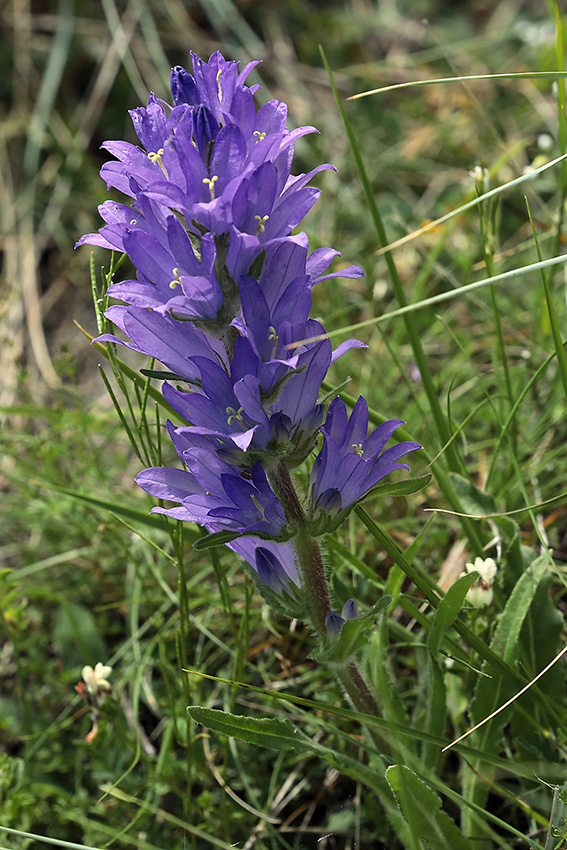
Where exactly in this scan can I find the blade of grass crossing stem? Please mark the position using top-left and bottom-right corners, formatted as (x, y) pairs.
(553, 5), (567, 259)
(76, 320), (184, 423)
(486, 346), (559, 488)
(183, 667), (558, 782)
(187, 706), (387, 798)
(320, 45), (484, 556)
(526, 198), (567, 404)
(353, 506), (542, 686)
(98, 364), (143, 463)
(422, 571), (477, 771)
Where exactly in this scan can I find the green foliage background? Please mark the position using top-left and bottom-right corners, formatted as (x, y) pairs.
(2, 1), (567, 848)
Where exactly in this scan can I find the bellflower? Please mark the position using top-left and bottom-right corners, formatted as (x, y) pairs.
(229, 538), (299, 593)
(326, 612), (346, 641)
(136, 455), (289, 541)
(308, 397), (422, 533)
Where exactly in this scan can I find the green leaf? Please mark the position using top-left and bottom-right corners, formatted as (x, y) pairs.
(463, 553), (553, 832)
(493, 514), (519, 546)
(366, 473), (432, 499)
(471, 552), (551, 736)
(448, 473), (497, 516)
(188, 706), (318, 752)
(139, 369), (188, 382)
(188, 706), (385, 795)
(497, 552), (550, 666)
(428, 572), (477, 657)
(421, 572), (477, 770)
(386, 765), (475, 850)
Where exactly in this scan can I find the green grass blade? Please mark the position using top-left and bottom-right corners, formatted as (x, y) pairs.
(525, 197), (567, 404)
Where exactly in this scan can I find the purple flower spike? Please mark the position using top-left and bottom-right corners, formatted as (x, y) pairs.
(77, 49), (422, 618)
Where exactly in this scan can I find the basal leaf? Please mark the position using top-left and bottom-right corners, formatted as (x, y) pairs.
(386, 765), (475, 850)
(188, 706), (386, 796)
(428, 572), (478, 657)
(188, 706), (319, 753)
(421, 572), (477, 770)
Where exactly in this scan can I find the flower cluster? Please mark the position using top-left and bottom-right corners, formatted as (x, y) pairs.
(79, 52), (420, 601)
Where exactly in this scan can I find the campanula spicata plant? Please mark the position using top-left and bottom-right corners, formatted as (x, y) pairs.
(78, 47), (437, 842)
(78, 52), (421, 656)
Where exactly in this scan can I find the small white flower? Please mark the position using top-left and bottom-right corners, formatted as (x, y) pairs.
(537, 133), (553, 152)
(465, 557), (497, 584)
(82, 662), (113, 694)
(468, 165), (489, 185)
(466, 583), (494, 607)
(463, 557), (498, 607)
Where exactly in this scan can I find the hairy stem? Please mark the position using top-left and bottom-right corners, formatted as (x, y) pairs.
(269, 463), (388, 753)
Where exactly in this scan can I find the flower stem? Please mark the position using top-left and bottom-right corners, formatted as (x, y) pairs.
(335, 663), (390, 754)
(269, 463), (389, 754)
(269, 463), (331, 634)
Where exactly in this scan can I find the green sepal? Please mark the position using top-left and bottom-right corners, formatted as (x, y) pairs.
(140, 368), (189, 382)
(247, 248), (266, 280)
(193, 530), (240, 549)
(365, 473), (432, 500)
(244, 562), (309, 621)
(313, 596), (392, 666)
